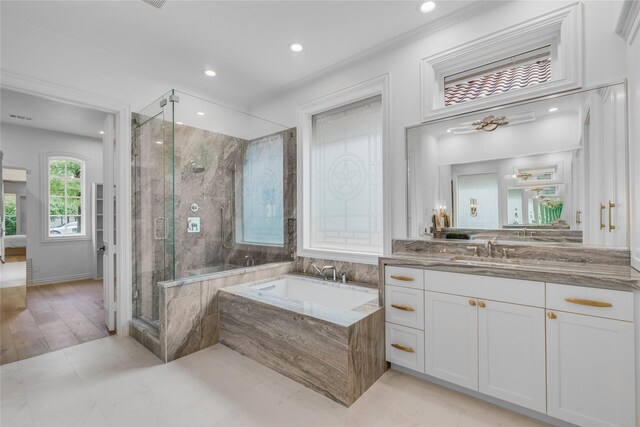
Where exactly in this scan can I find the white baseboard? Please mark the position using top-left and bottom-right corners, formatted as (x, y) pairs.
(29, 273), (96, 286)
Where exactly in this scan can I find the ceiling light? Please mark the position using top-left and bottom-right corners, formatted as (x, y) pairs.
(155, 141), (163, 145)
(289, 43), (303, 53)
(420, 1), (436, 13)
(99, 131), (105, 135)
(197, 112), (205, 116)
(176, 121), (184, 125)
(548, 107), (558, 112)
(204, 70), (217, 77)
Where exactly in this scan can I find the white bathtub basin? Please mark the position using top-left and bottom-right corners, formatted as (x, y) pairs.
(250, 275), (378, 311)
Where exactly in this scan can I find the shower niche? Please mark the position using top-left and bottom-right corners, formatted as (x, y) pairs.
(132, 90), (295, 329)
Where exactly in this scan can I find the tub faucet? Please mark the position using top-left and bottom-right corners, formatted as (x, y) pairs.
(311, 263), (327, 280)
(321, 265), (338, 282)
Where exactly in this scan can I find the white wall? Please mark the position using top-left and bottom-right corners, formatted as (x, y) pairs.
(1, 123), (103, 284)
(250, 1), (629, 243)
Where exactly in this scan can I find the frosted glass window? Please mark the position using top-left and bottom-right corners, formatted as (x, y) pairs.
(240, 133), (284, 245)
(456, 173), (499, 229)
(310, 96), (383, 254)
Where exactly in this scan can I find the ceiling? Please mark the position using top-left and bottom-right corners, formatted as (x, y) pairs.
(1, 88), (108, 139)
(0, 0), (475, 108)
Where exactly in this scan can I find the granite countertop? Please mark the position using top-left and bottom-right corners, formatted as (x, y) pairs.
(382, 254), (640, 291)
(220, 274), (381, 327)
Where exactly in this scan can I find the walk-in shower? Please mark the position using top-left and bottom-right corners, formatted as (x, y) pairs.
(132, 90), (295, 330)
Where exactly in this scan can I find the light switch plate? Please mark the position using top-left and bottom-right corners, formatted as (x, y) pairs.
(187, 217), (200, 233)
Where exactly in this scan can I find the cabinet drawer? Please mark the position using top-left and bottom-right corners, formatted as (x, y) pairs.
(386, 322), (425, 373)
(546, 283), (634, 322)
(425, 270), (545, 307)
(385, 266), (424, 290)
(385, 285), (424, 330)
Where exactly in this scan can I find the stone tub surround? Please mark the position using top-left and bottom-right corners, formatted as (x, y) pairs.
(219, 280), (385, 406)
(129, 261), (295, 362)
(380, 254), (640, 292)
(392, 238), (631, 266)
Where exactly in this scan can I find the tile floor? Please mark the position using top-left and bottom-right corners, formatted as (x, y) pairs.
(1, 280), (110, 364)
(0, 335), (548, 427)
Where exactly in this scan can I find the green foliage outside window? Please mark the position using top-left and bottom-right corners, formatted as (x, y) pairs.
(48, 158), (83, 236)
(3, 194), (17, 236)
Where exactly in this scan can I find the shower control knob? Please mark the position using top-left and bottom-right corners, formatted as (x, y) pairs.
(190, 203), (199, 212)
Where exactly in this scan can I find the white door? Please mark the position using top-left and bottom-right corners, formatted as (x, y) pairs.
(425, 291), (478, 390)
(102, 115), (116, 331)
(478, 300), (546, 412)
(547, 310), (635, 427)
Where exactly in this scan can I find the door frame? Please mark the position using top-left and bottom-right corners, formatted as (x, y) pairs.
(1, 70), (133, 336)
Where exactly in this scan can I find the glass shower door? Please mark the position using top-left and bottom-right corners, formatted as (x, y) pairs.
(133, 92), (174, 327)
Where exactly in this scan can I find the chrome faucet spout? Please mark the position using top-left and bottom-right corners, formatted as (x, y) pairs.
(321, 265), (338, 282)
(311, 263), (327, 280)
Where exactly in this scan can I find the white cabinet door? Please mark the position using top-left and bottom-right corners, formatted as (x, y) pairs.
(547, 311), (636, 427)
(425, 291), (478, 390)
(478, 300), (546, 412)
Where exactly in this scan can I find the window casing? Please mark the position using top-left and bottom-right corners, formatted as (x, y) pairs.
(309, 96), (383, 255)
(46, 157), (86, 239)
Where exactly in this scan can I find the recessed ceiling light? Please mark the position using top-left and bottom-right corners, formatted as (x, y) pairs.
(197, 112), (205, 116)
(176, 121), (184, 125)
(548, 107), (558, 112)
(204, 70), (216, 77)
(289, 43), (303, 53)
(155, 141), (163, 145)
(420, 1), (436, 13)
(99, 131), (105, 135)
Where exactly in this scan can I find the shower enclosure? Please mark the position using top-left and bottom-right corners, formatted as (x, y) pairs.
(132, 90), (295, 329)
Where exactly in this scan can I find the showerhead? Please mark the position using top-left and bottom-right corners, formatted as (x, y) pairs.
(189, 160), (205, 173)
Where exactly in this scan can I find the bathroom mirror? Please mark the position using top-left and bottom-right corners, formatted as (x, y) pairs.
(406, 83), (628, 246)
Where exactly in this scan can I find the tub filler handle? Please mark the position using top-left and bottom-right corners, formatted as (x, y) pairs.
(391, 343), (415, 353)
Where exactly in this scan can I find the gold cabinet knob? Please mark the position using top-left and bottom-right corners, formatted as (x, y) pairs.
(478, 301), (486, 308)
(547, 312), (557, 319)
(469, 299), (476, 306)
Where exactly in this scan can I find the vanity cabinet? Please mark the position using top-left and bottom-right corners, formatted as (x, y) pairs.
(384, 265), (636, 426)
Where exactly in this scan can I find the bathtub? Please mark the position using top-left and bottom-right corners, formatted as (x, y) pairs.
(219, 274), (386, 406)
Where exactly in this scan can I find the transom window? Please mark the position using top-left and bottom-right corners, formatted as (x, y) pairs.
(309, 95), (383, 255)
(444, 46), (552, 106)
(47, 157), (85, 237)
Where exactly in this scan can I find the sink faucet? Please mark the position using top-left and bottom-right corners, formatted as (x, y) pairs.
(466, 246), (480, 257)
(244, 255), (255, 267)
(321, 265), (338, 282)
(485, 238), (497, 258)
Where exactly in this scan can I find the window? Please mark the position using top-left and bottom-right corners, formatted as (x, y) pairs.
(444, 46), (552, 107)
(3, 194), (17, 236)
(239, 133), (284, 245)
(309, 95), (383, 255)
(47, 157), (85, 237)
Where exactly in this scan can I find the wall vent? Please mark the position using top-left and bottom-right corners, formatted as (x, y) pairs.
(142, 0), (166, 9)
(26, 259), (33, 285)
(8, 114), (33, 121)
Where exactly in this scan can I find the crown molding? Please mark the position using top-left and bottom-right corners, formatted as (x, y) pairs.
(616, 0), (640, 44)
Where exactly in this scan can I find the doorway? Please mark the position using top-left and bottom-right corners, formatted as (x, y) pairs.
(0, 88), (120, 364)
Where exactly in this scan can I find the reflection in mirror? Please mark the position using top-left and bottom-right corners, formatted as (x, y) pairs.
(406, 83), (628, 246)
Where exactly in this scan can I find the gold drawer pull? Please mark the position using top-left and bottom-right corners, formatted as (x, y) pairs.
(478, 300), (486, 308)
(565, 298), (613, 308)
(391, 343), (415, 353)
(547, 311), (557, 319)
(609, 201), (616, 232)
(469, 299), (476, 306)
(600, 203), (606, 230)
(391, 304), (415, 312)
(390, 274), (415, 282)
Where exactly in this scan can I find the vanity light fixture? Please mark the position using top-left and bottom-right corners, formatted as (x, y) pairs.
(470, 198), (478, 217)
(197, 112), (205, 116)
(420, 1), (436, 13)
(204, 70), (217, 77)
(290, 43), (303, 53)
(548, 107), (558, 112)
